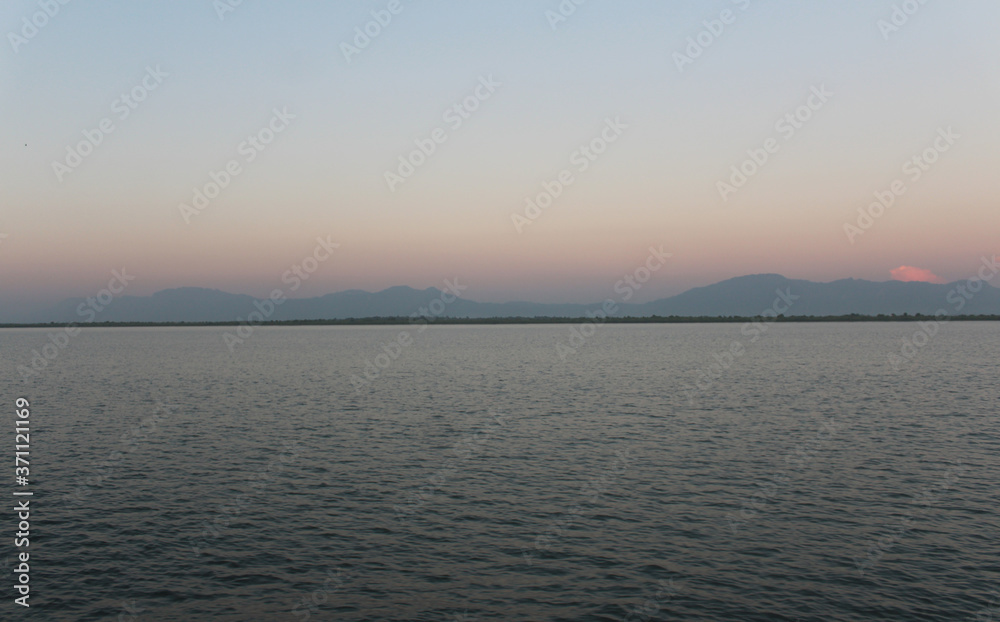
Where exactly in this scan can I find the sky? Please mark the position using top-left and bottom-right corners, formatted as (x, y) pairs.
(1, 0), (999, 316)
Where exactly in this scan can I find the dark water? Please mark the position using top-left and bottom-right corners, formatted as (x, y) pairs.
(2, 323), (998, 621)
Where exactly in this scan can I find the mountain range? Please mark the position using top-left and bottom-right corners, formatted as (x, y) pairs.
(13, 273), (1000, 324)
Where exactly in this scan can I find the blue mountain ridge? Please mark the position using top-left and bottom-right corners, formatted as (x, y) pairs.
(26, 273), (1000, 323)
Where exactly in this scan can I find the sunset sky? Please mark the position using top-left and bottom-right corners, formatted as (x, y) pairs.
(2, 0), (998, 316)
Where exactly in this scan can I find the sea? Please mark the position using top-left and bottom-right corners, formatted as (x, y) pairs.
(2, 322), (998, 621)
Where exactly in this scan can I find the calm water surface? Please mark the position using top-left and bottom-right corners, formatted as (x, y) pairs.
(2, 323), (998, 621)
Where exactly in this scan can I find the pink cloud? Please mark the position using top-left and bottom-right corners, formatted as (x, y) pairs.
(890, 265), (946, 284)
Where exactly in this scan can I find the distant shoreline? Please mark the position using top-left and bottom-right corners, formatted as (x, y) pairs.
(2, 314), (999, 328)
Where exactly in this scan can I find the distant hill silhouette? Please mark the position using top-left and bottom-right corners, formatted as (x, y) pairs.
(23, 274), (1000, 323)
(632, 274), (1000, 316)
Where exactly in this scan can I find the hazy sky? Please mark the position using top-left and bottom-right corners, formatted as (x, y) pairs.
(2, 0), (998, 312)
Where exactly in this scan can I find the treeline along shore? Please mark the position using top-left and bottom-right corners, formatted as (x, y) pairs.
(2, 314), (1000, 328)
